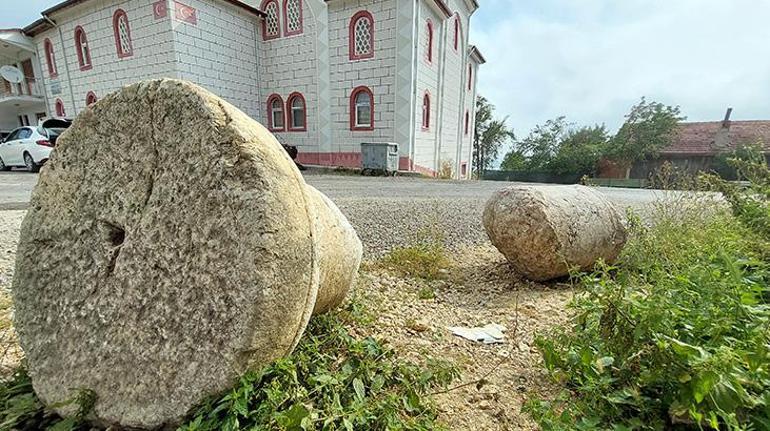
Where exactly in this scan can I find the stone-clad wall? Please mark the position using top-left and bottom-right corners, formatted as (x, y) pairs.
(172, 0), (261, 119)
(34, 0), (177, 118)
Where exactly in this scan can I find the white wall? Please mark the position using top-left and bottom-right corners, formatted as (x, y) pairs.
(257, 0), (321, 150)
(328, 0), (398, 153)
(172, 0), (261, 119)
(412, 1), (442, 171)
(34, 0), (177, 118)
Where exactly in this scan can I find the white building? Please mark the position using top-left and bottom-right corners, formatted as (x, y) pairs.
(1, 0), (484, 178)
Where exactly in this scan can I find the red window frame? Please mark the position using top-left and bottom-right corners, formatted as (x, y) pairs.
(86, 91), (97, 106)
(421, 91), (431, 130)
(266, 93), (285, 131)
(113, 9), (134, 58)
(467, 63), (472, 90)
(349, 86), (374, 131)
(74, 26), (92, 71)
(464, 110), (469, 135)
(453, 13), (460, 52)
(54, 99), (66, 117)
(261, 0), (281, 40)
(286, 92), (307, 132)
(44, 38), (57, 77)
(349, 10), (374, 61)
(426, 19), (434, 64)
(282, 0), (303, 36)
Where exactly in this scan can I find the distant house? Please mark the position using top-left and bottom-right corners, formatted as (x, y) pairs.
(629, 109), (770, 179)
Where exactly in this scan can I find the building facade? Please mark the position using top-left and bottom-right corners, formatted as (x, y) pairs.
(1, 0), (484, 178)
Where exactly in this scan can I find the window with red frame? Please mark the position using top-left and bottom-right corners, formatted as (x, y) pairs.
(349, 11), (374, 60)
(453, 14), (460, 51)
(286, 92), (307, 131)
(350, 86), (374, 130)
(283, 0), (302, 36)
(44, 39), (57, 77)
(74, 26), (92, 70)
(426, 19), (434, 63)
(266, 94), (285, 131)
(467, 64), (472, 90)
(262, 0), (280, 40)
(421, 92), (431, 130)
(113, 9), (134, 58)
(464, 110), (469, 135)
(55, 99), (66, 117)
(86, 92), (97, 106)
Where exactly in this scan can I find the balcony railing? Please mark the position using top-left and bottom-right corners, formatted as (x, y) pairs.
(0, 77), (44, 100)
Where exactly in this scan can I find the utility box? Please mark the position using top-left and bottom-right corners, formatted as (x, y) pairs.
(360, 142), (399, 174)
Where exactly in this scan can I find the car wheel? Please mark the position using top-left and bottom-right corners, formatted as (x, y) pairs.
(24, 153), (39, 173)
(0, 157), (9, 171)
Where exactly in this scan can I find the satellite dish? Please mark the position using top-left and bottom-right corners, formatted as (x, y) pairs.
(0, 65), (24, 84)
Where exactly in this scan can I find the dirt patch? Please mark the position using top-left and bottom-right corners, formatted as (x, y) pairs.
(356, 245), (573, 430)
(0, 210), (24, 376)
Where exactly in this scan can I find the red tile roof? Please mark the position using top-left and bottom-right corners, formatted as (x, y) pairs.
(660, 120), (770, 156)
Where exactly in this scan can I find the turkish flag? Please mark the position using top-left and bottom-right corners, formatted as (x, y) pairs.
(174, 1), (198, 25)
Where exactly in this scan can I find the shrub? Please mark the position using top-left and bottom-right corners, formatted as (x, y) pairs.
(526, 197), (770, 429)
(380, 243), (449, 281)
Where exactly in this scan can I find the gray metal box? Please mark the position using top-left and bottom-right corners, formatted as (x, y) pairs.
(360, 142), (399, 172)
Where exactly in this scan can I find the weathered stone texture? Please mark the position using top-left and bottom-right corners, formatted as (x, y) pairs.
(483, 185), (627, 281)
(306, 185), (362, 316)
(12, 79), (319, 429)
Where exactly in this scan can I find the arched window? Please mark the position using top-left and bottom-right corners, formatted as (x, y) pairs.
(426, 19), (434, 63)
(349, 11), (374, 61)
(74, 26), (92, 70)
(286, 92), (307, 131)
(350, 86), (374, 131)
(464, 110), (470, 135)
(453, 13), (461, 52)
(266, 94), (284, 131)
(113, 9), (134, 58)
(467, 64), (473, 90)
(55, 99), (66, 117)
(421, 92), (431, 130)
(86, 91), (98, 106)
(283, 0), (303, 36)
(262, 0), (280, 40)
(44, 38), (57, 77)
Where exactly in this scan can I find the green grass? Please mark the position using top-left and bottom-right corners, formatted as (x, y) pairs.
(525, 195), (770, 429)
(380, 243), (450, 281)
(0, 302), (459, 431)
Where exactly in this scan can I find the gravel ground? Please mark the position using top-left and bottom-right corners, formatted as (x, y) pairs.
(0, 173), (693, 429)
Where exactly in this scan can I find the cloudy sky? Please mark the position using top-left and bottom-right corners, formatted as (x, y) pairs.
(3, 0), (769, 138)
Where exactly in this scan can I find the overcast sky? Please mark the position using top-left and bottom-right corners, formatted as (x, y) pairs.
(3, 0), (769, 138)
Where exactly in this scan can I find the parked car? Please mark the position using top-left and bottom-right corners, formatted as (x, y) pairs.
(0, 119), (71, 172)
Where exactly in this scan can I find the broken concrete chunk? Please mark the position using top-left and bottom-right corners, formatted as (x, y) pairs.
(12, 79), (319, 429)
(482, 184), (627, 281)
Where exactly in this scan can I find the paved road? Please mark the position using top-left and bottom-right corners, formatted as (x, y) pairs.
(0, 170), (671, 256)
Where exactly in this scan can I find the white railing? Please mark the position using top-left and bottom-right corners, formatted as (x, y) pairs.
(0, 77), (44, 99)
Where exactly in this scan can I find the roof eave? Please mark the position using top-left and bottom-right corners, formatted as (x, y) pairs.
(469, 45), (486, 64)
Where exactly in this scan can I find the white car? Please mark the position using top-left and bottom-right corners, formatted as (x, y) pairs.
(0, 119), (70, 172)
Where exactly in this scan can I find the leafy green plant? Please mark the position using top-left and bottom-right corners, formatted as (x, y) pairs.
(0, 366), (94, 431)
(526, 195), (770, 429)
(0, 304), (458, 431)
(180, 309), (458, 431)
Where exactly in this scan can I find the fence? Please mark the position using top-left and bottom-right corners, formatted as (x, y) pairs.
(482, 170), (583, 184)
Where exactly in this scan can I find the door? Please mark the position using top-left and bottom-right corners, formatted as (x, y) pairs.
(21, 60), (35, 95)
(14, 128), (34, 165)
(0, 129), (21, 165)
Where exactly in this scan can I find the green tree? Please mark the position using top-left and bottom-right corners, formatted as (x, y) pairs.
(473, 96), (515, 178)
(500, 149), (527, 171)
(609, 97), (685, 167)
(549, 125), (609, 176)
(513, 117), (569, 171)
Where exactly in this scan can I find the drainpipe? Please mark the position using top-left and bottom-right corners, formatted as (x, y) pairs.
(43, 14), (77, 117)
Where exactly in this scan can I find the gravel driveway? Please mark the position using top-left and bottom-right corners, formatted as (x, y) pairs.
(0, 171), (668, 257)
